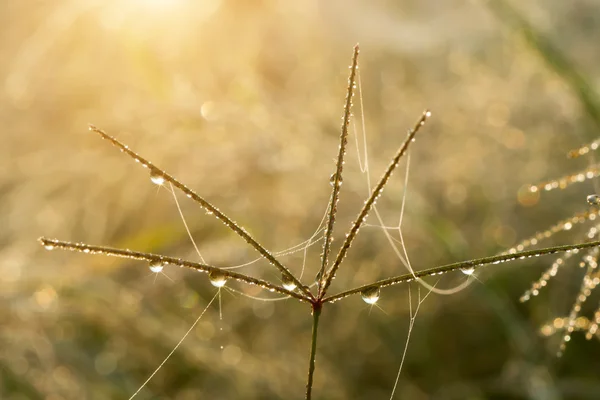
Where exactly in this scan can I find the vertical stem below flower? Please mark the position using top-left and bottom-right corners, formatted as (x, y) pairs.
(305, 303), (322, 400)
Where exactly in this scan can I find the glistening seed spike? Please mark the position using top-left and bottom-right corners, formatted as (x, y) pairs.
(282, 273), (297, 291)
(320, 110), (431, 298)
(568, 138), (600, 158)
(209, 270), (228, 288)
(361, 286), (380, 304)
(149, 260), (164, 273)
(502, 209), (600, 255)
(529, 164), (600, 193)
(88, 125), (315, 301)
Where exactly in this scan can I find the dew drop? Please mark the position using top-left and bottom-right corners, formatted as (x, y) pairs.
(44, 244), (55, 251)
(587, 194), (600, 205)
(149, 260), (164, 273)
(282, 274), (297, 291)
(361, 286), (380, 304)
(329, 173), (343, 186)
(461, 268), (475, 275)
(209, 270), (228, 288)
(150, 170), (165, 186)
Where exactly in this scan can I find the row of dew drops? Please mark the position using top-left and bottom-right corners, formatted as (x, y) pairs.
(144, 165), (477, 305)
(42, 151), (597, 307)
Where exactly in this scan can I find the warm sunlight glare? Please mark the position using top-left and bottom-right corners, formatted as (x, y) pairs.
(134, 0), (182, 9)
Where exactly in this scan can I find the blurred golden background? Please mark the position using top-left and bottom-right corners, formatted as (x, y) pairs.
(2, 0), (600, 398)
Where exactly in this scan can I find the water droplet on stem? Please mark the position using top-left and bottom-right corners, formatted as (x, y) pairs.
(361, 286), (380, 304)
(329, 173), (342, 186)
(587, 194), (600, 205)
(209, 270), (228, 287)
(150, 170), (165, 186)
(149, 260), (164, 273)
(282, 273), (297, 291)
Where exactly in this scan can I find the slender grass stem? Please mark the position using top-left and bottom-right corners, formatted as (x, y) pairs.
(318, 44), (359, 295)
(39, 237), (310, 302)
(88, 125), (314, 300)
(319, 110), (431, 298)
(322, 240), (600, 303)
(305, 303), (322, 400)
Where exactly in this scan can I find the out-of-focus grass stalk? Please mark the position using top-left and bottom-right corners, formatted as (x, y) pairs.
(487, 0), (600, 130)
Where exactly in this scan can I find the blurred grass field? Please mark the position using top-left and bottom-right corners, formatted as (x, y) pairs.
(2, 0), (600, 398)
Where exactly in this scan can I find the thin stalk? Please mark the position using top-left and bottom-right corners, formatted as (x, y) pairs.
(504, 208), (600, 254)
(318, 44), (359, 295)
(323, 240), (600, 303)
(305, 303), (322, 400)
(39, 237), (311, 302)
(88, 125), (313, 300)
(487, 0), (600, 131)
(320, 110), (431, 298)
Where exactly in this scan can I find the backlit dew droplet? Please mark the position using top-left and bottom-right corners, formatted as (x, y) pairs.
(150, 170), (165, 186)
(587, 194), (600, 205)
(282, 273), (297, 291)
(461, 268), (475, 275)
(44, 244), (54, 251)
(209, 270), (228, 288)
(149, 260), (164, 273)
(361, 286), (380, 305)
(329, 173), (342, 186)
